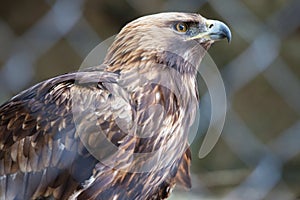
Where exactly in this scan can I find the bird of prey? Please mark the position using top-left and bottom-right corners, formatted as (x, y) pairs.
(0, 12), (231, 200)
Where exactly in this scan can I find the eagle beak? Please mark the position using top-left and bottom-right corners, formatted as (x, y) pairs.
(205, 19), (231, 42)
(187, 19), (231, 43)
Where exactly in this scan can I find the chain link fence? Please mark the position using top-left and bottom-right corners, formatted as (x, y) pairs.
(0, 0), (299, 199)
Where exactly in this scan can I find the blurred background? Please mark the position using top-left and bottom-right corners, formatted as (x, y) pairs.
(0, 0), (299, 199)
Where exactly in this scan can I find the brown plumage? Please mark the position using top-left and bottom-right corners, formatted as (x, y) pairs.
(0, 12), (231, 200)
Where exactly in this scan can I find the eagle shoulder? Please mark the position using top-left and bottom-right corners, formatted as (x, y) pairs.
(0, 70), (135, 199)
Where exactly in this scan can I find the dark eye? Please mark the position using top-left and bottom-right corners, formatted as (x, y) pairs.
(175, 22), (188, 33)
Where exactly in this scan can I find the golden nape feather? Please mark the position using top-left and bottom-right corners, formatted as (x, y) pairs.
(0, 12), (231, 200)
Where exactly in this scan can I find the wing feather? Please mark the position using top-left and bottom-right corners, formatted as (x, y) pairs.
(0, 70), (137, 199)
(175, 147), (192, 189)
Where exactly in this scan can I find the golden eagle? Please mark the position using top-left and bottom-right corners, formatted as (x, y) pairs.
(0, 12), (231, 200)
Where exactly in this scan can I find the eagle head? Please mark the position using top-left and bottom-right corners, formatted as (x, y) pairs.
(104, 12), (231, 72)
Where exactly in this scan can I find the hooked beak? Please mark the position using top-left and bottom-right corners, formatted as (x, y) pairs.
(188, 19), (232, 43)
(206, 19), (231, 42)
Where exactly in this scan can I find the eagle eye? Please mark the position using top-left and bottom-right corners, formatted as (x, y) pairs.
(175, 22), (188, 33)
